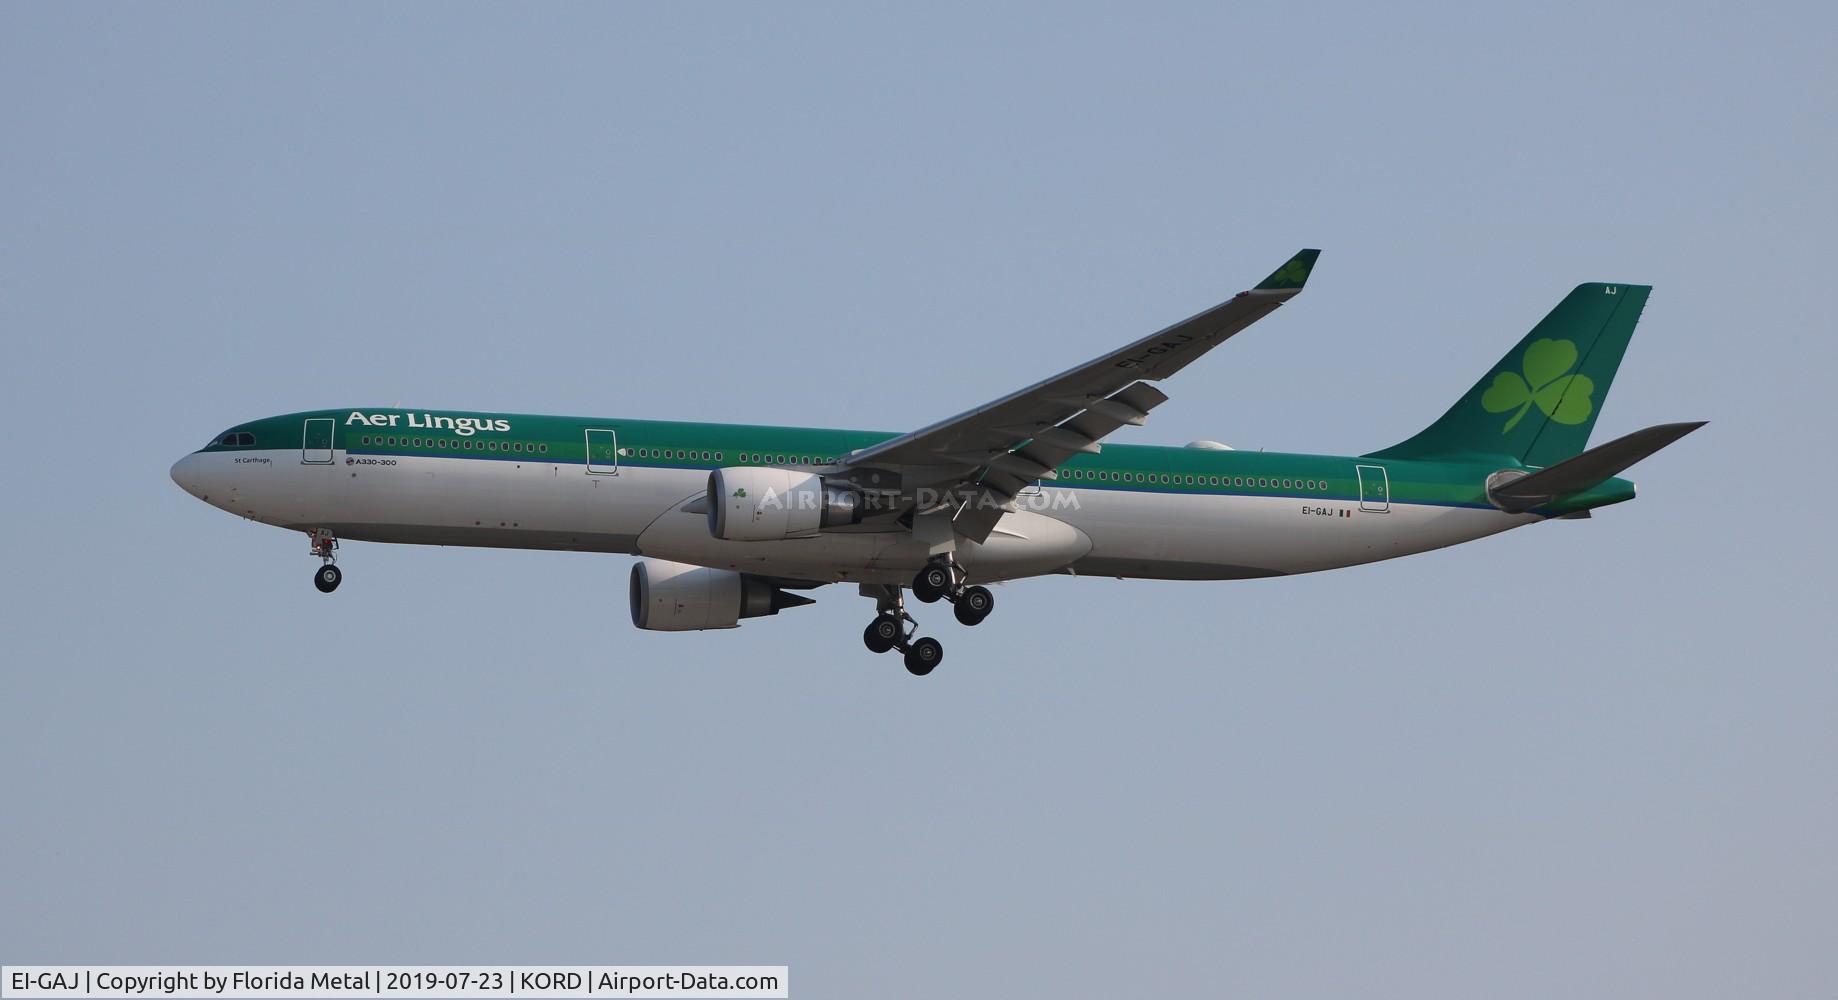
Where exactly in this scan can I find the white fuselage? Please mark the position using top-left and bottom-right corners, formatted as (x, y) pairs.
(170, 446), (1536, 584)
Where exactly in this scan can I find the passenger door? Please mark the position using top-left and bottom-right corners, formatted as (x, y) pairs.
(302, 417), (335, 464)
(585, 428), (619, 475)
(1356, 464), (1390, 512)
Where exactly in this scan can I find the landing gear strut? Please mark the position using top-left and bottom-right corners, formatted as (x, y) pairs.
(860, 585), (945, 676)
(309, 529), (342, 593)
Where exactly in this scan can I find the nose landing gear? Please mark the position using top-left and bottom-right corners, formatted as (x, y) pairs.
(309, 529), (342, 593)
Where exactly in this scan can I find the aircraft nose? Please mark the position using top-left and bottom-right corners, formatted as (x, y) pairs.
(170, 453), (206, 499)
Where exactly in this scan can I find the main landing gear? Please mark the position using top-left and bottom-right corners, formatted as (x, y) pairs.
(309, 529), (342, 593)
(911, 557), (994, 627)
(861, 590), (942, 676)
(859, 559), (995, 677)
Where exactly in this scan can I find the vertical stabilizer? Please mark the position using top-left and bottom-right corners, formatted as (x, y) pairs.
(1368, 283), (1649, 466)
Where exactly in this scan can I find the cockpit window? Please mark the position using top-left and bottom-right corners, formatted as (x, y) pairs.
(213, 431), (257, 448)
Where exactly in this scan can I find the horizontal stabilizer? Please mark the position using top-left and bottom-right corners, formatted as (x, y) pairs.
(1488, 421), (1705, 512)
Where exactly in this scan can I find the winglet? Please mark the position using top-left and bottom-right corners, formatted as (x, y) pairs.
(1253, 248), (1321, 291)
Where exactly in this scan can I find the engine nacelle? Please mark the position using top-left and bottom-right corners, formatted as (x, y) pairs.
(628, 558), (814, 631)
(706, 467), (862, 541)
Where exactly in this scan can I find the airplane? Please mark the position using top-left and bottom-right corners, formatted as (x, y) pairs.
(169, 250), (1703, 676)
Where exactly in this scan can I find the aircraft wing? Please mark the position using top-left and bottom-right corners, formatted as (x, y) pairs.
(839, 248), (1320, 542)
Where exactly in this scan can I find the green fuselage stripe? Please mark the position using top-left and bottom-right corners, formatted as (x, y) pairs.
(200, 407), (1636, 515)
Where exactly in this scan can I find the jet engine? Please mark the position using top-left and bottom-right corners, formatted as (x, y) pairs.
(628, 558), (815, 631)
(706, 467), (862, 541)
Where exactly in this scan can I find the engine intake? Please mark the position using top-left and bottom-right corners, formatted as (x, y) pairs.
(706, 467), (862, 541)
(628, 559), (815, 631)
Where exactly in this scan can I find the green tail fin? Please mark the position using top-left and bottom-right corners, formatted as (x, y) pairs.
(1368, 283), (1650, 467)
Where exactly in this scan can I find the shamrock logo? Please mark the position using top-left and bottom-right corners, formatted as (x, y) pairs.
(732, 487), (748, 498)
(1480, 338), (1595, 433)
(1270, 259), (1310, 285)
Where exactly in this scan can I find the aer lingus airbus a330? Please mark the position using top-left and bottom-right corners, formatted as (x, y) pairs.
(171, 250), (1702, 675)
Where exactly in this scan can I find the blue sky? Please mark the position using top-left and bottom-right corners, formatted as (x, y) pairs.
(2, 4), (1833, 997)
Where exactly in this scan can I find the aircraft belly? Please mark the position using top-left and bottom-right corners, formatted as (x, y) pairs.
(636, 503), (899, 582)
(637, 505), (1091, 584)
(1051, 487), (1532, 578)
